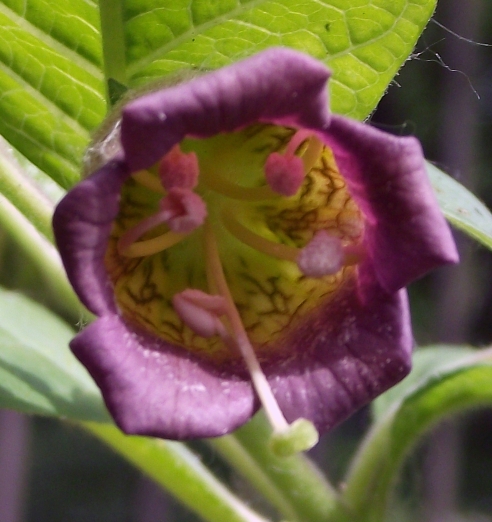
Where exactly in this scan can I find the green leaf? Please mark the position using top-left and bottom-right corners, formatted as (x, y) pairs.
(427, 161), (492, 250)
(0, 135), (55, 241)
(372, 345), (476, 419)
(111, 0), (436, 120)
(0, 0), (436, 191)
(85, 422), (269, 522)
(0, 284), (269, 522)
(0, 287), (109, 422)
(0, 0), (106, 188)
(341, 346), (492, 521)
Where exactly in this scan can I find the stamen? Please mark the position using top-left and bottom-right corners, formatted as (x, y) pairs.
(264, 153), (305, 197)
(119, 229), (188, 258)
(173, 290), (229, 338)
(284, 129), (314, 156)
(221, 208), (299, 263)
(297, 232), (364, 277)
(160, 188), (207, 233)
(221, 210), (363, 277)
(297, 231), (345, 277)
(201, 220), (319, 455)
(117, 188), (206, 257)
(159, 144), (199, 190)
(118, 212), (173, 255)
(299, 135), (324, 174)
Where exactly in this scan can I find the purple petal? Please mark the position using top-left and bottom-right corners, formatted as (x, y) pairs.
(268, 263), (412, 432)
(71, 315), (256, 439)
(322, 116), (459, 292)
(121, 48), (331, 171)
(53, 159), (128, 315)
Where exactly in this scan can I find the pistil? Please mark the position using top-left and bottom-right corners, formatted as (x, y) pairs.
(203, 220), (291, 431)
(186, 220), (319, 455)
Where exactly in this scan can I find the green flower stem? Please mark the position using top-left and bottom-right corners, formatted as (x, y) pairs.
(99, 0), (127, 103)
(212, 412), (347, 522)
(209, 435), (299, 521)
(83, 422), (271, 522)
(337, 413), (396, 521)
(0, 194), (86, 324)
(0, 137), (55, 242)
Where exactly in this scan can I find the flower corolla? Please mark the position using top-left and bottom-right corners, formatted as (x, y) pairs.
(53, 48), (458, 443)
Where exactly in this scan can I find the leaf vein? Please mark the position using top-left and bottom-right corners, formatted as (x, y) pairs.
(0, 2), (103, 78)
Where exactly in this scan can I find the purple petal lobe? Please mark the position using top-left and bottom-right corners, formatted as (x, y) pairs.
(322, 116), (459, 292)
(268, 264), (412, 432)
(121, 48), (331, 171)
(71, 315), (256, 439)
(53, 159), (129, 315)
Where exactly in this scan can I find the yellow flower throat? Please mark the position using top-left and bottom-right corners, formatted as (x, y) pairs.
(104, 124), (364, 364)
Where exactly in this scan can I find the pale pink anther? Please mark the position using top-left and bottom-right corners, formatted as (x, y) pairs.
(173, 289), (228, 338)
(160, 188), (207, 233)
(297, 230), (345, 277)
(264, 153), (305, 197)
(159, 145), (199, 190)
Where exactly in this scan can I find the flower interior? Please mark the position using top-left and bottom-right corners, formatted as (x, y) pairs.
(104, 123), (365, 448)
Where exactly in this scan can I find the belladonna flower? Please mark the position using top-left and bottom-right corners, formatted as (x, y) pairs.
(53, 48), (458, 448)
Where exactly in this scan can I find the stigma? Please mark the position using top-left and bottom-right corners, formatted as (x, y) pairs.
(106, 124), (365, 453)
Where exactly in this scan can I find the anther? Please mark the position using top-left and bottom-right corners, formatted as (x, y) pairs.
(159, 144), (199, 190)
(160, 188), (207, 233)
(263, 130), (324, 196)
(297, 231), (345, 277)
(221, 209), (362, 277)
(117, 188), (206, 257)
(173, 290), (229, 338)
(264, 153), (305, 197)
(297, 231), (364, 277)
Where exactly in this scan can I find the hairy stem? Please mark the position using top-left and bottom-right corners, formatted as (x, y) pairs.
(212, 412), (347, 522)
